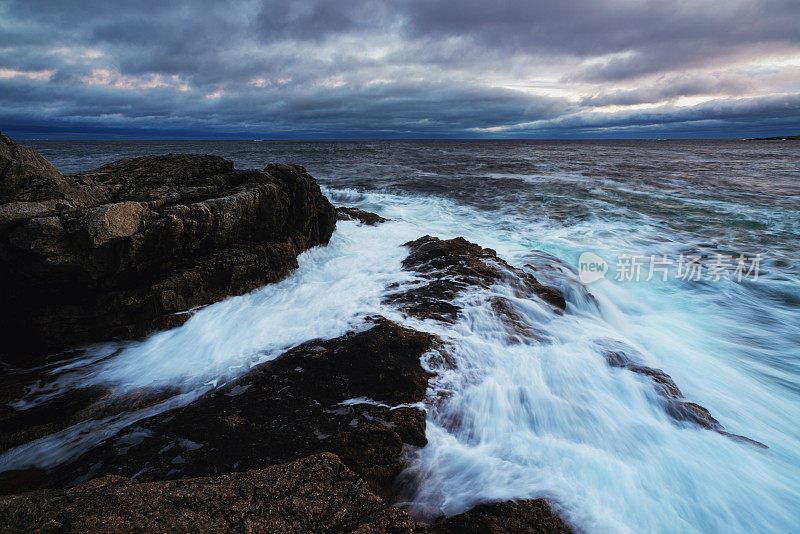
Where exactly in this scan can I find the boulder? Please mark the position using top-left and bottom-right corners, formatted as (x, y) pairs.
(0, 134), (336, 364)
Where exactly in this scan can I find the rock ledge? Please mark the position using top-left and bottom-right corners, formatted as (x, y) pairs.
(0, 135), (336, 364)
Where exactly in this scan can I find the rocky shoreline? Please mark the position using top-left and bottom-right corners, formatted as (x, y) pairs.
(0, 135), (574, 533)
(0, 453), (570, 533)
(2, 135), (763, 532)
(1, 133), (336, 364)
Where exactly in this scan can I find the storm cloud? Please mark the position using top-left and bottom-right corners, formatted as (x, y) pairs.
(1, 0), (798, 138)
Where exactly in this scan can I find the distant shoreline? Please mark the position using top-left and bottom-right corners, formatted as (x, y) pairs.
(744, 135), (800, 141)
(14, 137), (798, 142)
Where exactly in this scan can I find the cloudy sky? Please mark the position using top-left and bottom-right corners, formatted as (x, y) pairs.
(1, 0), (798, 139)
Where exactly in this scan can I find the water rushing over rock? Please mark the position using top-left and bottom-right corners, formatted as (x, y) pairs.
(2, 138), (798, 533)
(0, 133), (336, 363)
(0, 138), (576, 532)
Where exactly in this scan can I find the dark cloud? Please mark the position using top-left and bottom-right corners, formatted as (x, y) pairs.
(0, 0), (798, 138)
(0, 73), (571, 138)
(400, 0), (800, 79)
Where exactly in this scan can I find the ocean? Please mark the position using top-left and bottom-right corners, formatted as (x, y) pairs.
(6, 139), (800, 532)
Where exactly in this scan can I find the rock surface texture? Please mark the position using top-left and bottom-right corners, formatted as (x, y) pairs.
(0, 133), (336, 363)
(0, 453), (572, 534)
(432, 499), (573, 534)
(0, 453), (419, 534)
(386, 236), (565, 325)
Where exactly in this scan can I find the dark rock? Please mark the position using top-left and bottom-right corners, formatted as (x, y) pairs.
(431, 499), (573, 534)
(602, 349), (766, 448)
(664, 400), (722, 430)
(0, 134), (336, 364)
(0, 452), (579, 534)
(385, 236), (565, 324)
(337, 206), (389, 225)
(0, 453), (420, 534)
(0, 318), (438, 501)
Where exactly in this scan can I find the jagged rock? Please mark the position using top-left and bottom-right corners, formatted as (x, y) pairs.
(0, 453), (420, 534)
(0, 318), (437, 501)
(337, 206), (389, 225)
(431, 499), (573, 534)
(385, 236), (565, 324)
(602, 349), (766, 448)
(0, 134), (336, 364)
(0, 133), (106, 211)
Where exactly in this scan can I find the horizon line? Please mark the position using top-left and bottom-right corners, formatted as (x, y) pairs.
(12, 136), (794, 142)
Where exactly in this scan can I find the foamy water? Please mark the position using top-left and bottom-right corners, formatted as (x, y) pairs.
(4, 140), (799, 532)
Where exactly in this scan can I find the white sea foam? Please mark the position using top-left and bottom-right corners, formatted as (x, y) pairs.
(2, 185), (799, 533)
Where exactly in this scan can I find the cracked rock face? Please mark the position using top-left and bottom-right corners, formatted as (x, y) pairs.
(0, 135), (336, 364)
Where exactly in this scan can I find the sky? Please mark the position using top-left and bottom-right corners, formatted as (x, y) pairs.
(1, 0), (798, 139)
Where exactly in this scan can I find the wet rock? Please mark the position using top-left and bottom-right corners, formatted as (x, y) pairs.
(0, 453), (420, 534)
(602, 349), (766, 448)
(489, 297), (546, 342)
(337, 206), (389, 225)
(0, 318), (437, 500)
(385, 236), (565, 323)
(431, 499), (574, 534)
(0, 134), (336, 364)
(0, 381), (185, 454)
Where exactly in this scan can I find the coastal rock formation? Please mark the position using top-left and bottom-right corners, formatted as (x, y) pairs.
(0, 133), (336, 364)
(0, 453), (419, 534)
(603, 348), (766, 448)
(0, 318), (437, 501)
(0, 453), (573, 534)
(432, 499), (573, 534)
(386, 236), (565, 324)
(337, 206), (389, 225)
(0, 137), (575, 531)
